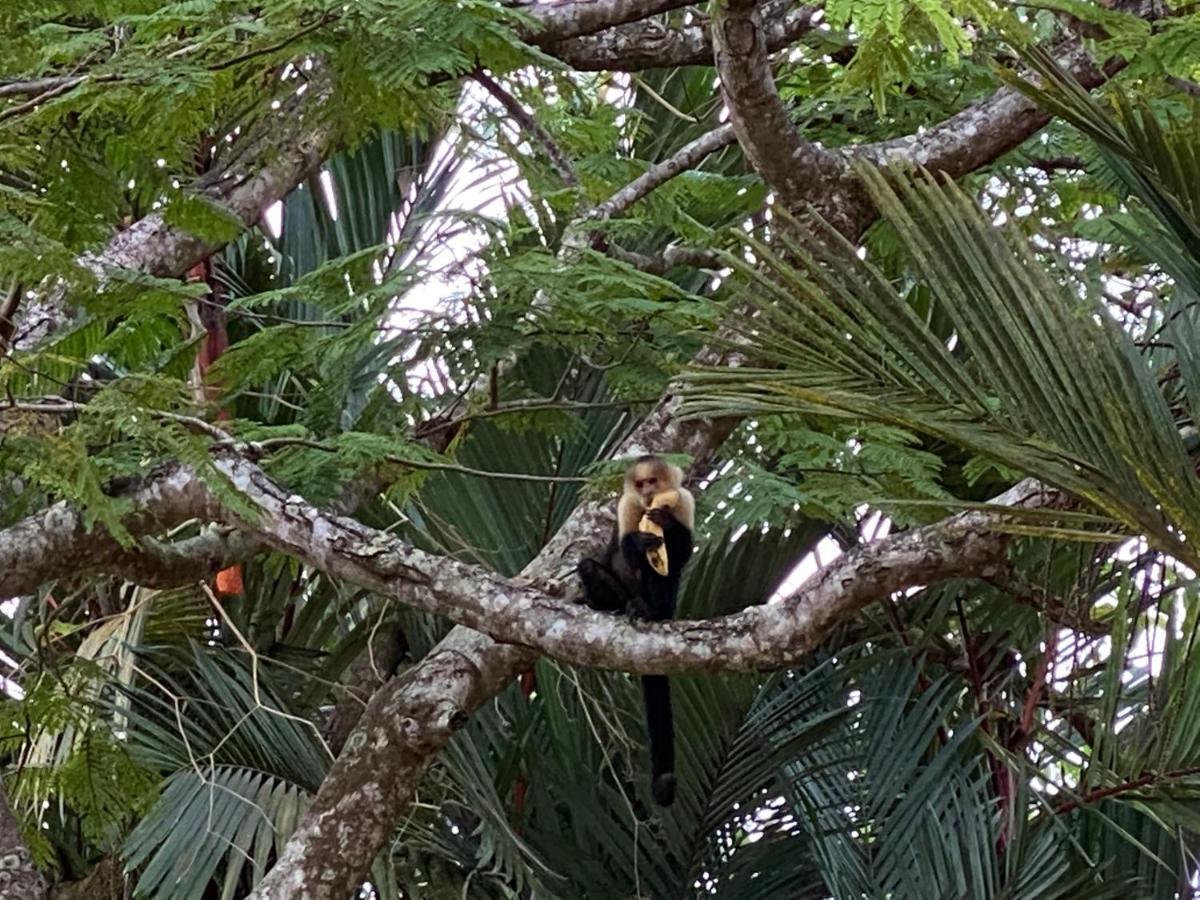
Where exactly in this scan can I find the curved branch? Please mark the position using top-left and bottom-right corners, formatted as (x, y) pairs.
(587, 123), (736, 220)
(209, 453), (1063, 674)
(549, 1), (819, 71)
(519, 0), (698, 41)
(0, 465), (227, 596)
(248, 382), (738, 899)
(472, 70), (580, 186)
(14, 78), (335, 350)
(712, 0), (844, 217)
(851, 41), (1116, 182)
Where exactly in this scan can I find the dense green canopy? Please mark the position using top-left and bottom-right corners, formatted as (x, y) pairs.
(4, 2), (1200, 898)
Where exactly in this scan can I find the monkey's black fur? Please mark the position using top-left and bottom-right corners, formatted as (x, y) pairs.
(577, 506), (693, 807)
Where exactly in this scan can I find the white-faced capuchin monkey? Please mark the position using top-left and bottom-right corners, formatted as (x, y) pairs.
(577, 455), (695, 807)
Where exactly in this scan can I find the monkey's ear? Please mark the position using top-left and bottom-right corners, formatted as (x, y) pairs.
(668, 464), (685, 487)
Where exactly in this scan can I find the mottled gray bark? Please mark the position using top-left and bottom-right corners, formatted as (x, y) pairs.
(549, 1), (818, 71)
(11, 0), (702, 347)
(12, 78), (334, 349)
(711, 0), (846, 220)
(586, 124), (736, 221)
(0, 465), (229, 596)
(323, 618), (409, 756)
(199, 455), (1060, 674)
(852, 42), (1114, 179)
(248, 379), (738, 900)
(0, 424), (1070, 900)
(516, 0), (697, 40)
(1, 3), (1157, 895)
(711, 0), (1145, 235)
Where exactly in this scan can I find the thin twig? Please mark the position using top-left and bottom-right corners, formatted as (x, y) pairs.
(1054, 766), (1200, 814)
(416, 397), (657, 438)
(1167, 75), (1200, 97)
(587, 124), (736, 221)
(604, 242), (723, 274)
(0, 74), (120, 100)
(473, 70), (580, 188)
(5, 399), (234, 442)
(984, 567), (1108, 636)
(247, 435), (590, 484)
(0, 76), (103, 123)
(207, 12), (337, 71)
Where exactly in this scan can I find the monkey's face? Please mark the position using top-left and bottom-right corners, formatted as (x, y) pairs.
(631, 465), (664, 504)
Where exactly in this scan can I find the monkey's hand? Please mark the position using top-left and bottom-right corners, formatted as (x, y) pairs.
(632, 532), (664, 553)
(645, 506), (675, 529)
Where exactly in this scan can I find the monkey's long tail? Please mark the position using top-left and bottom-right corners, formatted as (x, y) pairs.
(642, 674), (676, 806)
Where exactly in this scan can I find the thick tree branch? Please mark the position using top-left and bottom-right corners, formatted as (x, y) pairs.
(851, 42), (1116, 183)
(249, 381), (737, 899)
(14, 2), (707, 348)
(712, 0), (845, 221)
(253, 628), (530, 900)
(205, 458), (1063, 673)
(0, 449), (1072, 900)
(2, 448), (1069, 677)
(13, 79), (335, 349)
(0, 466), (229, 596)
(548, 1), (819, 71)
(516, 0), (697, 40)
(710, 0), (1151, 235)
(2, 7), (1148, 895)
(604, 241), (723, 273)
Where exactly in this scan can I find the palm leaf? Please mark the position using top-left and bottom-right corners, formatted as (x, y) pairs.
(683, 165), (1200, 566)
(122, 765), (310, 900)
(117, 645), (328, 898)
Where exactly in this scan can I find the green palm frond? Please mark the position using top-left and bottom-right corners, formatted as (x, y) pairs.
(384, 522), (830, 899)
(1007, 50), (1200, 430)
(119, 646), (328, 788)
(117, 646), (328, 898)
(1007, 47), (1200, 274)
(399, 347), (631, 576)
(683, 164), (1200, 566)
(122, 766), (309, 900)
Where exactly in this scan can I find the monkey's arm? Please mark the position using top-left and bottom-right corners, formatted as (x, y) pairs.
(645, 488), (695, 570)
(618, 493), (662, 573)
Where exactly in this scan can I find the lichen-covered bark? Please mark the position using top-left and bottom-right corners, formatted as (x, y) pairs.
(323, 618), (408, 755)
(0, 465), (231, 596)
(517, 0), (696, 40)
(14, 1), (703, 348)
(711, 1), (1146, 235)
(0, 445), (1065, 900)
(550, 0), (818, 71)
(202, 454), (1061, 674)
(251, 629), (529, 900)
(2, 419), (1056, 677)
(1, 3), (1160, 895)
(14, 79), (334, 349)
(587, 124), (736, 220)
(852, 42), (1115, 180)
(711, 0), (846, 219)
